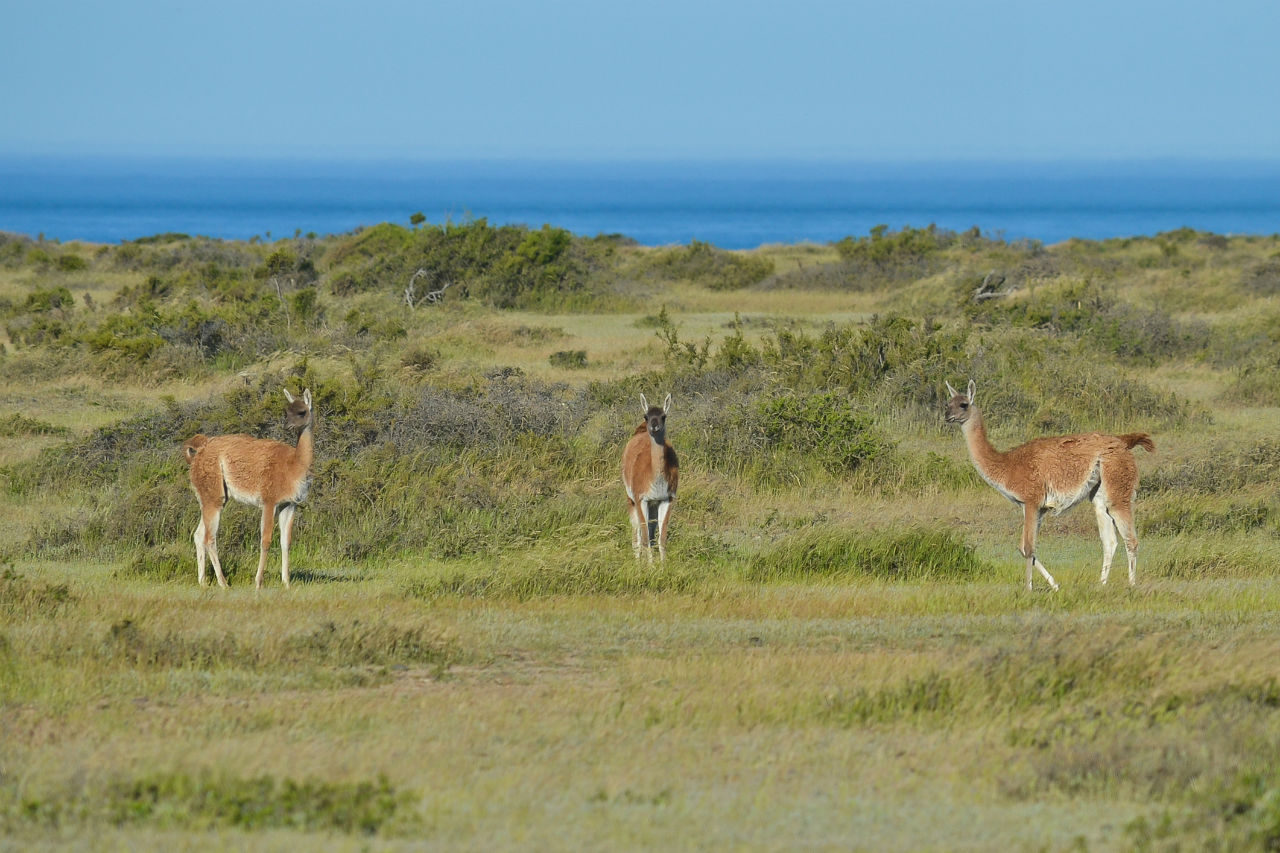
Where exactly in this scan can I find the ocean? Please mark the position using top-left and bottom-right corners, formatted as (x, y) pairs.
(2, 157), (1279, 249)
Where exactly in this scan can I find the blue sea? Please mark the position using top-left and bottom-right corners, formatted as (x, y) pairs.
(2, 157), (1279, 249)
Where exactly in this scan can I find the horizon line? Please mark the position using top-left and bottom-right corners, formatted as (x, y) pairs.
(4, 150), (1280, 166)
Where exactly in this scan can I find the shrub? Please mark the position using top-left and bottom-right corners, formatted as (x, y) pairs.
(400, 343), (438, 373)
(642, 240), (775, 290)
(834, 224), (954, 279)
(549, 349), (587, 369)
(1241, 259), (1280, 295)
(482, 224), (580, 307)
(1087, 302), (1210, 365)
(964, 277), (1110, 332)
(22, 286), (75, 313)
(758, 391), (891, 473)
(1225, 360), (1280, 406)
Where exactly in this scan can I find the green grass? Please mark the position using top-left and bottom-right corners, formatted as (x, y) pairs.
(3, 226), (1280, 848)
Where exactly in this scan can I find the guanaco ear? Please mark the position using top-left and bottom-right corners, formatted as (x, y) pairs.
(945, 381), (959, 398)
(640, 393), (650, 414)
(283, 388), (296, 404)
(303, 388), (312, 408)
(966, 379), (976, 403)
(662, 393), (672, 414)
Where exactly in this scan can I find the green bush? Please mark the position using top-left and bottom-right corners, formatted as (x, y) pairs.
(834, 224), (956, 279)
(758, 391), (891, 473)
(643, 240), (775, 290)
(22, 286), (74, 313)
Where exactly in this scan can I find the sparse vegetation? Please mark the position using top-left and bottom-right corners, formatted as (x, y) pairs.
(2, 223), (1279, 849)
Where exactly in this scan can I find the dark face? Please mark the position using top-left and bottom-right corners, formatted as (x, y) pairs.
(944, 393), (973, 425)
(644, 406), (667, 442)
(285, 398), (312, 430)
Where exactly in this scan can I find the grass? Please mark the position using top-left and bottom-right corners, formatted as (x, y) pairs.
(2, 226), (1280, 848)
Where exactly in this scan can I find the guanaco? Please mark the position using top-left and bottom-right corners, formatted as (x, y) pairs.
(183, 388), (314, 589)
(944, 380), (1153, 590)
(622, 393), (679, 561)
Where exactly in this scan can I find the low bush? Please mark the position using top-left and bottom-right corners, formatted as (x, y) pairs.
(758, 391), (891, 473)
(641, 240), (774, 290)
(1144, 437), (1280, 494)
(834, 224), (967, 281)
(327, 219), (600, 308)
(549, 349), (587, 369)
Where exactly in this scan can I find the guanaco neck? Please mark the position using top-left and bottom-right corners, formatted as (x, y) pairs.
(294, 419), (314, 474)
(648, 431), (666, 477)
(960, 407), (1008, 483)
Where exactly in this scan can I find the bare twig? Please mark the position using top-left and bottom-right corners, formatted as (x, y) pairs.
(971, 270), (1016, 302)
(271, 276), (292, 330)
(405, 268), (454, 309)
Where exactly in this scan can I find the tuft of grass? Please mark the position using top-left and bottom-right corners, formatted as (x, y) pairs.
(1147, 538), (1277, 579)
(9, 771), (416, 836)
(404, 546), (708, 601)
(743, 526), (987, 583)
(1142, 496), (1273, 535)
(0, 567), (75, 618)
(0, 413), (69, 437)
(95, 616), (459, 672)
(815, 672), (956, 726)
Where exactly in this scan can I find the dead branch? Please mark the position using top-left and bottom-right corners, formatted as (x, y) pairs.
(405, 268), (454, 309)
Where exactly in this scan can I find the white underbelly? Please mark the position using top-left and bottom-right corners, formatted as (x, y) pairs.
(223, 479), (264, 508)
(637, 473), (673, 504)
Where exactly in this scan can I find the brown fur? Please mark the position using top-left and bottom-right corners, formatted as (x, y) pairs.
(945, 380), (1153, 590)
(181, 434), (208, 463)
(621, 394), (679, 560)
(185, 389), (314, 589)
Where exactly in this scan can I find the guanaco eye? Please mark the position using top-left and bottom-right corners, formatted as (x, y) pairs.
(960, 402), (969, 409)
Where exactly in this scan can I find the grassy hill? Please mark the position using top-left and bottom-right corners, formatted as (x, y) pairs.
(2, 222), (1279, 848)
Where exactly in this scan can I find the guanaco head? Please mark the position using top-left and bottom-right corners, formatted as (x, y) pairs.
(181, 434), (208, 464)
(282, 388), (314, 431)
(639, 392), (672, 444)
(944, 380), (977, 425)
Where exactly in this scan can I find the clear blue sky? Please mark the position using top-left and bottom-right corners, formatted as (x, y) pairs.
(3, 0), (1278, 161)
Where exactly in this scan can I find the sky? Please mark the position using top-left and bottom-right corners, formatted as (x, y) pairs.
(2, 0), (1279, 162)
